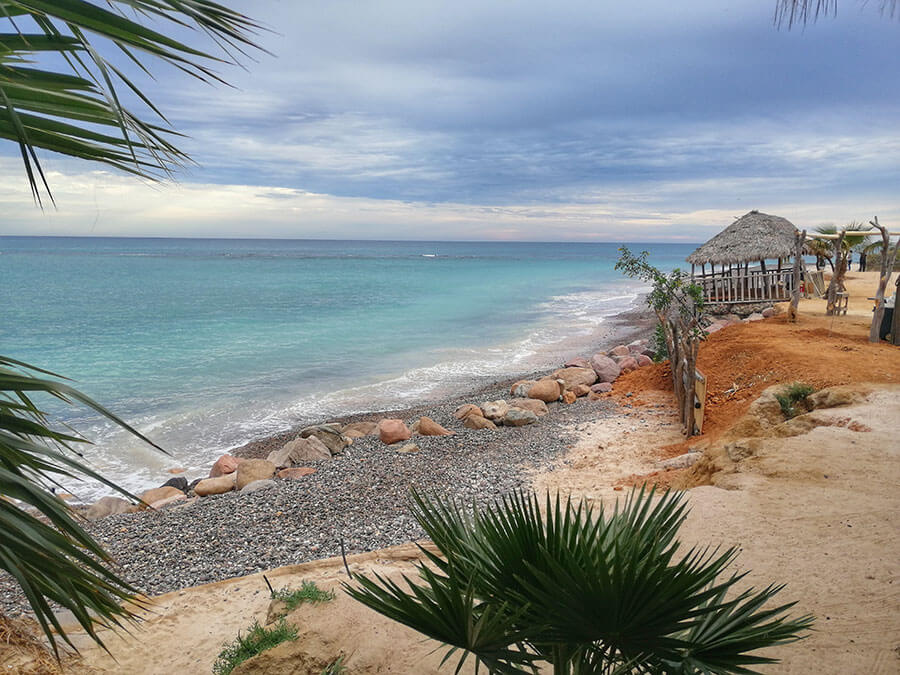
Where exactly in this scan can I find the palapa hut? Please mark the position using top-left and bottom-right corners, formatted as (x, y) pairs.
(688, 210), (804, 306)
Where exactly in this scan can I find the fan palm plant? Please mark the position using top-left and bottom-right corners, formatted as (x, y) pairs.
(1, 0), (262, 656)
(347, 488), (813, 674)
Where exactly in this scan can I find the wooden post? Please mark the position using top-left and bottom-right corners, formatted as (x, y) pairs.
(789, 230), (806, 323)
(825, 231), (847, 316)
(868, 216), (900, 342)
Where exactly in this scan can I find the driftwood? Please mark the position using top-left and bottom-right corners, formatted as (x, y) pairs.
(789, 229), (807, 322)
(825, 231), (848, 316)
(868, 216), (900, 343)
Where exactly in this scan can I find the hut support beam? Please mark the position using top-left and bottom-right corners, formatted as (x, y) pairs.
(868, 216), (900, 342)
(789, 230), (806, 322)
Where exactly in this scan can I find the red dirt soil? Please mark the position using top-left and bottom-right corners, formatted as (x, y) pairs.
(611, 314), (900, 461)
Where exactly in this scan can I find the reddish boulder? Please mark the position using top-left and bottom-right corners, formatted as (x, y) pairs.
(527, 379), (563, 403)
(564, 357), (591, 369)
(510, 380), (537, 397)
(463, 414), (497, 430)
(618, 357), (639, 374)
(590, 353), (621, 383)
(209, 454), (242, 478)
(378, 419), (412, 445)
(139, 486), (183, 505)
(636, 354), (653, 367)
(571, 383), (591, 397)
(416, 416), (454, 436)
(562, 390), (577, 404)
(591, 382), (613, 393)
(609, 345), (631, 357)
(551, 366), (597, 389)
(454, 404), (483, 420)
(235, 459), (276, 490)
(509, 399), (548, 416)
(342, 421), (378, 438)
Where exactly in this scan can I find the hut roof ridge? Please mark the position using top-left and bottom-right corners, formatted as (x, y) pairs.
(687, 210), (799, 265)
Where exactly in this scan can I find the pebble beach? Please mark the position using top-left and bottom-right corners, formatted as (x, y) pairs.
(0, 307), (655, 617)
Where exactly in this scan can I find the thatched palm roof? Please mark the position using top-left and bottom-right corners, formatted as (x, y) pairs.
(687, 210), (799, 265)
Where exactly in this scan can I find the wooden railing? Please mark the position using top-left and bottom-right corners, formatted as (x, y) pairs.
(692, 269), (798, 305)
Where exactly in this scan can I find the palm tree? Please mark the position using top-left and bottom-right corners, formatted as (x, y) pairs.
(1, 0), (262, 656)
(347, 488), (813, 674)
(775, 0), (898, 28)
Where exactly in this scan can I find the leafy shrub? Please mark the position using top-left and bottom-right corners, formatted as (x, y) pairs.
(213, 619), (298, 675)
(650, 322), (669, 362)
(775, 382), (816, 419)
(271, 580), (335, 611)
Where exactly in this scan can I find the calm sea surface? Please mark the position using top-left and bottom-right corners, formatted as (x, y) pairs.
(0, 237), (694, 499)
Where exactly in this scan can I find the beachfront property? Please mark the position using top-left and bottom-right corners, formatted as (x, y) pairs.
(687, 210), (821, 307)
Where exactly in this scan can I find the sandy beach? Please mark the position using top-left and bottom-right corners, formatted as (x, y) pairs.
(3, 270), (899, 674)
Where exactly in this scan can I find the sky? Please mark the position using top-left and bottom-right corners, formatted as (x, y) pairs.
(1, 0), (898, 242)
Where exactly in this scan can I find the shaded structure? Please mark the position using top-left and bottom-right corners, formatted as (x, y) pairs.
(688, 210), (809, 306)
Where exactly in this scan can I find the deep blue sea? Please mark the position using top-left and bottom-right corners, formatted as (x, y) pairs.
(0, 237), (695, 499)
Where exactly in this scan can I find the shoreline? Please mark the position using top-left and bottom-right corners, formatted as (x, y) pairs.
(229, 301), (656, 461)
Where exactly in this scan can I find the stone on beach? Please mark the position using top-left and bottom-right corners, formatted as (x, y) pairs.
(510, 380), (537, 398)
(570, 383), (591, 397)
(414, 416), (454, 436)
(161, 476), (189, 493)
(509, 399), (548, 416)
(551, 366), (597, 389)
(194, 473), (236, 497)
(480, 400), (510, 421)
(528, 379), (563, 402)
(378, 419), (412, 445)
(235, 459), (276, 490)
(300, 424), (351, 454)
(277, 467), (317, 479)
(396, 443), (420, 454)
(342, 421), (378, 438)
(636, 354), (653, 368)
(209, 454), (242, 478)
(762, 306), (777, 318)
(591, 382), (613, 393)
(268, 436), (331, 466)
(564, 357), (591, 369)
(241, 479), (276, 493)
(609, 344), (631, 357)
(140, 486), (184, 505)
(463, 414), (497, 430)
(84, 496), (135, 521)
(590, 353), (621, 383)
(618, 356), (639, 374)
(502, 408), (538, 426)
(146, 493), (187, 510)
(453, 404), (483, 420)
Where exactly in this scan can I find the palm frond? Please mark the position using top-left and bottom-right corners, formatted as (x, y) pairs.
(0, 0), (266, 205)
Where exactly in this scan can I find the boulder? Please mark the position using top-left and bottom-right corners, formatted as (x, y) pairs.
(453, 404), (482, 420)
(618, 357), (639, 374)
(268, 436), (331, 467)
(551, 366), (597, 389)
(378, 419), (412, 445)
(396, 443), (420, 454)
(480, 400), (510, 421)
(564, 357), (591, 369)
(147, 493), (186, 510)
(277, 467), (316, 479)
(588, 391), (604, 401)
(161, 476), (189, 493)
(562, 390), (577, 404)
(194, 473), (236, 497)
(641, 348), (656, 358)
(166, 467), (185, 474)
(609, 344), (631, 357)
(235, 459), (276, 490)
(590, 353), (620, 383)
(746, 313), (764, 322)
(636, 354), (653, 368)
(570, 383), (591, 397)
(761, 307), (776, 318)
(139, 486), (183, 505)
(342, 421), (378, 438)
(85, 496), (134, 521)
(528, 379), (563, 402)
(299, 424), (351, 455)
(416, 416), (454, 436)
(591, 382), (613, 393)
(503, 408), (538, 426)
(209, 454), (242, 478)
(241, 479), (276, 493)
(706, 321), (726, 334)
(463, 414), (497, 430)
(510, 380), (537, 398)
(627, 340), (646, 354)
(724, 313), (742, 324)
(509, 398), (548, 416)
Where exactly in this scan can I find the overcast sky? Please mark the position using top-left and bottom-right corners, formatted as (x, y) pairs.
(1, 0), (898, 241)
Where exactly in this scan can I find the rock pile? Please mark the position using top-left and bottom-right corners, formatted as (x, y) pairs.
(79, 337), (659, 520)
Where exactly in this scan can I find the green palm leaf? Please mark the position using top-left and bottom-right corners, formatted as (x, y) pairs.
(348, 488), (813, 674)
(0, 0), (265, 205)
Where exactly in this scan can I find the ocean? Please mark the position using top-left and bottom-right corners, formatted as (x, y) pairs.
(0, 237), (694, 499)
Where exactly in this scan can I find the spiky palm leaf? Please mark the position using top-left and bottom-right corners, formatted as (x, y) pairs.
(775, 0), (898, 28)
(0, 356), (168, 656)
(346, 488), (813, 674)
(0, 0), (265, 205)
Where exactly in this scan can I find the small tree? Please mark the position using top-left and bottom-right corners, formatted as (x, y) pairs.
(867, 217), (900, 343)
(615, 248), (705, 436)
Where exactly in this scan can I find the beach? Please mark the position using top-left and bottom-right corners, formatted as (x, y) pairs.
(3, 270), (899, 674)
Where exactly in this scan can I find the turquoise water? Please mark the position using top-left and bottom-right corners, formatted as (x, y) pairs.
(1, 237), (694, 498)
